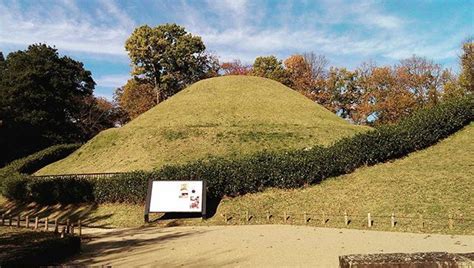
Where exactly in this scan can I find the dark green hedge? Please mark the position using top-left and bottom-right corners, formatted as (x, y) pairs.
(2, 96), (473, 204)
(0, 143), (81, 175)
(0, 143), (80, 199)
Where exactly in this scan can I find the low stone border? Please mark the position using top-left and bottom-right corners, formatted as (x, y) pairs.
(339, 252), (474, 268)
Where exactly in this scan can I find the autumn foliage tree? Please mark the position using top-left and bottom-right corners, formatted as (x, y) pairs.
(459, 39), (473, 93)
(220, 60), (252, 75)
(114, 79), (156, 121)
(76, 96), (119, 139)
(284, 55), (314, 94)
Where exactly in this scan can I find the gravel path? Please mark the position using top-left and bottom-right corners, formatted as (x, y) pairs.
(69, 225), (474, 267)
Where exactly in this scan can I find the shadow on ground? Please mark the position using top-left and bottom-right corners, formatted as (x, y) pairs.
(67, 226), (243, 266)
(0, 200), (114, 228)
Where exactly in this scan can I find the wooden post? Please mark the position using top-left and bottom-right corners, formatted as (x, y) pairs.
(322, 212), (326, 225)
(391, 212), (395, 228)
(223, 213), (228, 223)
(246, 211), (250, 222)
(283, 212), (287, 223)
(448, 215), (453, 230)
(367, 213), (372, 228)
(420, 215), (424, 229)
(344, 211), (349, 226)
(44, 217), (48, 231)
(16, 215), (20, 227)
(66, 219), (70, 233)
(303, 212), (307, 224)
(70, 223), (74, 235)
(34, 217), (38, 230)
(54, 218), (58, 233)
(78, 220), (82, 237)
(26, 216), (29, 228)
(61, 226), (66, 238)
(266, 211), (271, 222)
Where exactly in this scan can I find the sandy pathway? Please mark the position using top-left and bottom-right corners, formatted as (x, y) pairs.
(69, 225), (474, 267)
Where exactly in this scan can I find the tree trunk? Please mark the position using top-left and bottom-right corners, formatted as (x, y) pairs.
(155, 85), (160, 104)
(155, 85), (166, 104)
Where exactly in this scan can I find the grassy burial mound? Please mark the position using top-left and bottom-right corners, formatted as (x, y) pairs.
(37, 76), (368, 174)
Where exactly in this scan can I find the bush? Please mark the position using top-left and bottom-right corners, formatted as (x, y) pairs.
(0, 143), (81, 175)
(0, 143), (80, 197)
(3, 96), (473, 204)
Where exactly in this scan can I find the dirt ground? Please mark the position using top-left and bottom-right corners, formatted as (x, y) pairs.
(68, 225), (474, 267)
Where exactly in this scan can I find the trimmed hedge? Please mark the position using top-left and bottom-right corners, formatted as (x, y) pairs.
(0, 143), (81, 199)
(0, 143), (81, 175)
(2, 96), (473, 204)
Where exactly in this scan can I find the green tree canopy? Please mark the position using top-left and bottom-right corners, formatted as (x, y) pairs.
(0, 44), (107, 165)
(459, 39), (473, 93)
(251, 56), (290, 85)
(125, 23), (218, 103)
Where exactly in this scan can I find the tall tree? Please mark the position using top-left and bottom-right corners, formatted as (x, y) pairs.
(324, 67), (363, 121)
(251, 56), (291, 85)
(284, 55), (314, 93)
(0, 44), (102, 165)
(459, 39), (473, 93)
(125, 24), (218, 104)
(220, 60), (252, 75)
(303, 52), (328, 81)
(114, 79), (157, 121)
(76, 96), (119, 139)
(0, 44), (113, 165)
(0, 52), (4, 83)
(358, 66), (417, 125)
(396, 55), (443, 106)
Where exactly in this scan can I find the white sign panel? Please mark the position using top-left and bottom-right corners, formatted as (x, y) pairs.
(149, 181), (204, 213)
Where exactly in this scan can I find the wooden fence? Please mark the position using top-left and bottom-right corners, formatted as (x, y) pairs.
(220, 210), (473, 230)
(33, 172), (125, 179)
(1, 213), (82, 237)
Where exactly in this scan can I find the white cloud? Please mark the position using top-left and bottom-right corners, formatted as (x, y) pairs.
(0, 0), (133, 56)
(0, 0), (465, 71)
(94, 74), (130, 88)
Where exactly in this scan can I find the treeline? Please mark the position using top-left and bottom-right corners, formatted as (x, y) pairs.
(219, 51), (473, 125)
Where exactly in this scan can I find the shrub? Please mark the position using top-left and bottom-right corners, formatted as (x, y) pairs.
(0, 143), (80, 197)
(0, 143), (81, 175)
(2, 96), (473, 204)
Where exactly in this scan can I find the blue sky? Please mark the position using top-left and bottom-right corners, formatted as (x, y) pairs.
(0, 0), (472, 100)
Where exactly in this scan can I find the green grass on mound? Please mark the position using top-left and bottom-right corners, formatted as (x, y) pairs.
(8, 123), (472, 234)
(37, 76), (369, 174)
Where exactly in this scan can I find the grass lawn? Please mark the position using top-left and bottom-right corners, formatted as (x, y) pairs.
(3, 123), (472, 235)
(36, 76), (369, 174)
